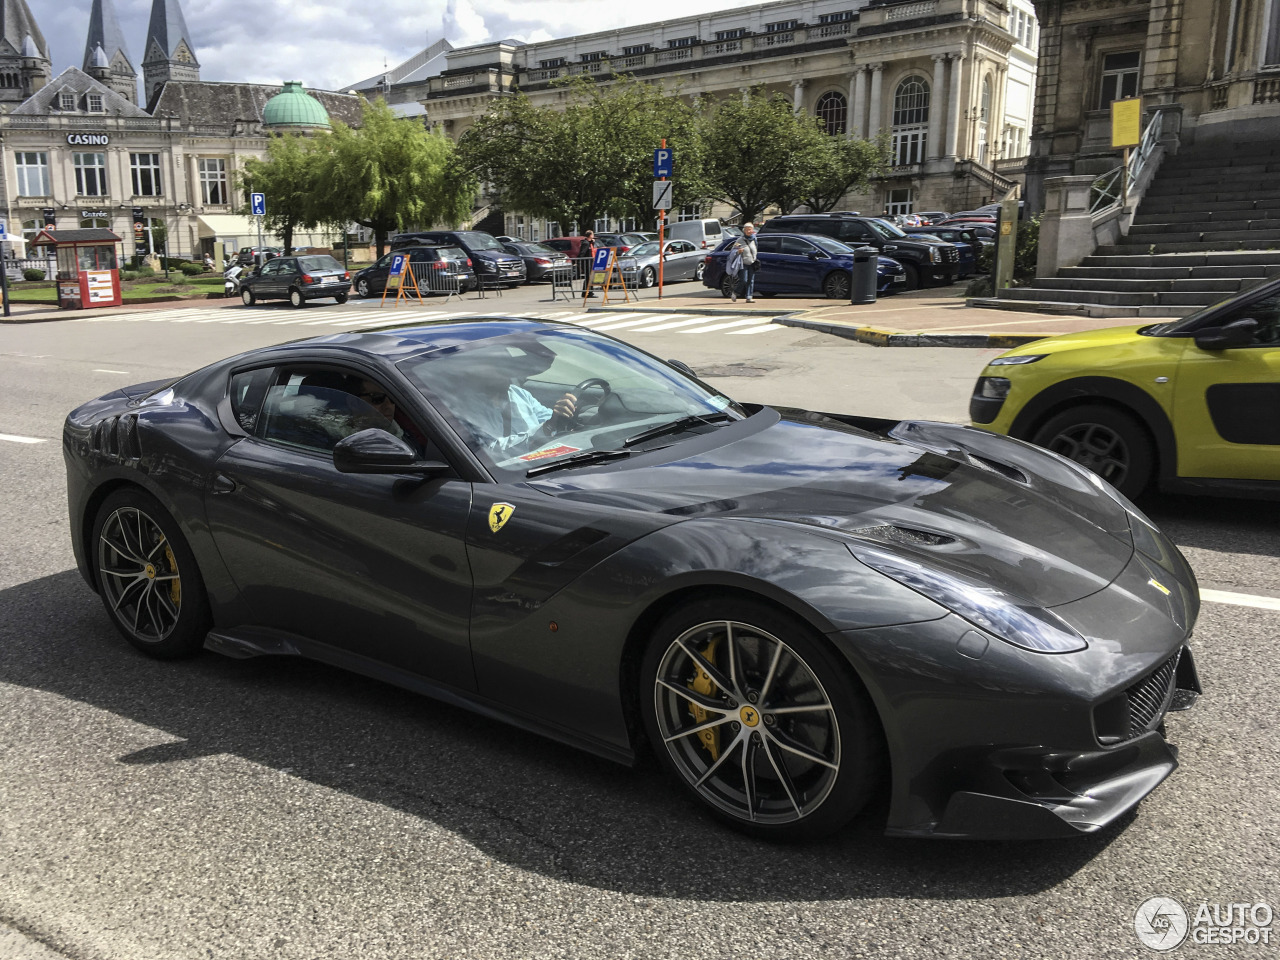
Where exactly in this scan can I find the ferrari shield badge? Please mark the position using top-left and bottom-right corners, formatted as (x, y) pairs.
(488, 502), (515, 533)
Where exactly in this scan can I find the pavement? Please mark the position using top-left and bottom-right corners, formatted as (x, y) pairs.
(0, 282), (1146, 347)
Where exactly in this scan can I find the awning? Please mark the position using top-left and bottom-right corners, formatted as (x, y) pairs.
(196, 214), (277, 243)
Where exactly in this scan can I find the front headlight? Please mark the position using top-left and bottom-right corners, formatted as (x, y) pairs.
(988, 354), (1048, 366)
(929, 247), (942, 262)
(851, 546), (1088, 653)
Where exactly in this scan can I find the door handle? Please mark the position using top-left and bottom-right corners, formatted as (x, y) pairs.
(211, 473), (237, 494)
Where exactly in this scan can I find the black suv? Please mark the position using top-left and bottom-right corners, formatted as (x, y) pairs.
(760, 214), (958, 290)
(391, 230), (525, 288)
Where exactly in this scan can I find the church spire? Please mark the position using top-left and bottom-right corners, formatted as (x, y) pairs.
(0, 0), (51, 104)
(142, 0), (200, 104)
(83, 0), (136, 104)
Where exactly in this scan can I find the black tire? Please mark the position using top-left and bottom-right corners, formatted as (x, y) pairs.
(640, 596), (883, 841)
(289, 288), (305, 308)
(240, 287), (255, 306)
(1032, 404), (1154, 499)
(90, 488), (211, 659)
(355, 278), (372, 298)
(823, 271), (851, 300)
(720, 275), (737, 299)
(335, 292), (349, 304)
(641, 266), (656, 288)
(900, 263), (920, 291)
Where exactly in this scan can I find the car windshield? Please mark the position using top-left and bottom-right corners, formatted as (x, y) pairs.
(433, 246), (467, 260)
(868, 219), (907, 239)
(809, 235), (854, 254)
(621, 234), (649, 245)
(628, 242), (659, 258)
(1149, 284), (1280, 336)
(457, 232), (505, 251)
(298, 256), (343, 272)
(396, 327), (746, 478)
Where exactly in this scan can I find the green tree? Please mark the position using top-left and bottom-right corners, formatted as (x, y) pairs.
(240, 132), (323, 254)
(317, 98), (476, 257)
(798, 132), (893, 213)
(459, 76), (704, 234)
(699, 90), (823, 224)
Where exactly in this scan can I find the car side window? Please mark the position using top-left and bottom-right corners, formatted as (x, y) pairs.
(755, 236), (780, 254)
(1227, 293), (1280, 345)
(779, 237), (815, 256)
(228, 367), (275, 433)
(256, 368), (403, 455)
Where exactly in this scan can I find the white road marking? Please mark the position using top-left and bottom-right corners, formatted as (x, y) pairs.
(727, 323), (785, 334)
(631, 316), (724, 332)
(589, 315), (685, 332)
(92, 369), (130, 374)
(679, 318), (772, 333)
(574, 313), (658, 328)
(1201, 588), (1280, 612)
(0, 433), (46, 444)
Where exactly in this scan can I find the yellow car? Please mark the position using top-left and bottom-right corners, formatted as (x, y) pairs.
(970, 280), (1280, 499)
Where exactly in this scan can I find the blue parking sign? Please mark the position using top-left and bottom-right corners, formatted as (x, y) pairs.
(653, 148), (674, 178)
(389, 253), (407, 277)
(250, 192), (266, 216)
(592, 247), (612, 271)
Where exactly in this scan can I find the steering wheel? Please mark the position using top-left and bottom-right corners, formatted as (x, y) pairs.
(568, 377), (612, 427)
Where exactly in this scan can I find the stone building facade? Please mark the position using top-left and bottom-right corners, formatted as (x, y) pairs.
(392, 0), (1040, 237)
(0, 0), (360, 262)
(1025, 0), (1280, 211)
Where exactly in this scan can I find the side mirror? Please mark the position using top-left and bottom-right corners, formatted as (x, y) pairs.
(333, 428), (450, 476)
(1195, 318), (1259, 351)
(667, 359), (696, 377)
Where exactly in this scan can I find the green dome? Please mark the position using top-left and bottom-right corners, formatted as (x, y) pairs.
(262, 81), (330, 130)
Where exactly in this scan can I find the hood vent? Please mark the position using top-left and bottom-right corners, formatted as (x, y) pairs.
(853, 524), (957, 548)
(968, 454), (1028, 485)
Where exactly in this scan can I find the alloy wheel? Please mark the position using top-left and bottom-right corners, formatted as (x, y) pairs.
(96, 506), (183, 643)
(652, 620), (842, 825)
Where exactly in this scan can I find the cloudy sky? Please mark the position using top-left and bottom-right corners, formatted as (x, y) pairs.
(33, 0), (744, 92)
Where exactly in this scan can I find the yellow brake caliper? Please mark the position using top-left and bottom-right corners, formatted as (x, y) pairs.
(688, 636), (721, 761)
(165, 544), (182, 609)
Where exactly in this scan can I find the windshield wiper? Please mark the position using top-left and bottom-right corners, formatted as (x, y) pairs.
(524, 448), (632, 477)
(623, 411), (735, 447)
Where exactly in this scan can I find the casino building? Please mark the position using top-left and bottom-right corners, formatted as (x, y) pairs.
(0, 0), (360, 262)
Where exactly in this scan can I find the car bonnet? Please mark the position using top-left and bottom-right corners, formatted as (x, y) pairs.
(529, 413), (1135, 608)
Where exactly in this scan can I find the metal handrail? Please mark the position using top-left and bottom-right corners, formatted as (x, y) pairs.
(1090, 108), (1164, 216)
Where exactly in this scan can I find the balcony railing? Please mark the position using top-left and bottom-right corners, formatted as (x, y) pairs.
(886, 0), (938, 20)
(655, 48), (693, 63)
(814, 22), (852, 38)
(443, 74), (477, 89)
(762, 31), (795, 46)
(710, 40), (743, 55)
(527, 67), (561, 81)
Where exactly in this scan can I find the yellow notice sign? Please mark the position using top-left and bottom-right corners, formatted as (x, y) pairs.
(1111, 97), (1142, 148)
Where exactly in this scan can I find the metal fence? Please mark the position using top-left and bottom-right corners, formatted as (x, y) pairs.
(5, 256), (56, 280)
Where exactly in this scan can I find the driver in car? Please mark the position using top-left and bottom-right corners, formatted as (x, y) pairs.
(468, 382), (578, 456)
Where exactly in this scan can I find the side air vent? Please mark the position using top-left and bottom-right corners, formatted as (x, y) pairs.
(116, 415), (142, 460)
(969, 455), (1029, 484)
(853, 525), (957, 547)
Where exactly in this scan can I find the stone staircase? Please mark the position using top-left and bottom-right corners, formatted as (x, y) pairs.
(975, 140), (1280, 318)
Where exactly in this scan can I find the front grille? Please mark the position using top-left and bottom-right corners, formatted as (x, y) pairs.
(1126, 649), (1181, 737)
(939, 245), (959, 262)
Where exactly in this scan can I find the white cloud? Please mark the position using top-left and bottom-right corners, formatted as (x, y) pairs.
(31, 0), (752, 92)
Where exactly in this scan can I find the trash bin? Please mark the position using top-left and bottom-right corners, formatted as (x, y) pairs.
(851, 245), (877, 305)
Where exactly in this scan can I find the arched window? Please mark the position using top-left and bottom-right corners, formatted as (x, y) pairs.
(978, 76), (993, 163)
(892, 76), (930, 165)
(815, 91), (847, 135)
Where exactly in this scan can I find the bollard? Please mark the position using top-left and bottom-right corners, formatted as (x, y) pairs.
(851, 245), (878, 305)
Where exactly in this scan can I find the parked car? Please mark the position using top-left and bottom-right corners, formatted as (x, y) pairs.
(500, 240), (572, 283)
(617, 239), (706, 287)
(238, 254), (351, 307)
(595, 233), (640, 254)
(391, 230), (525, 288)
(351, 245), (476, 298)
(703, 233), (906, 299)
(914, 210), (951, 225)
(904, 227), (976, 278)
(761, 213), (959, 289)
(65, 319), (1201, 841)
(235, 245), (281, 267)
(666, 218), (727, 250)
(970, 274), (1280, 499)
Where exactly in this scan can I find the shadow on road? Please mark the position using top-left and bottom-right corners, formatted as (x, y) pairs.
(1138, 492), (1280, 558)
(1, 570), (1128, 902)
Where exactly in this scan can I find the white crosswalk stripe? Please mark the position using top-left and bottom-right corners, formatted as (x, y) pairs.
(63, 304), (782, 336)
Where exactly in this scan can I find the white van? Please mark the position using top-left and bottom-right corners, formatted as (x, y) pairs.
(665, 218), (725, 250)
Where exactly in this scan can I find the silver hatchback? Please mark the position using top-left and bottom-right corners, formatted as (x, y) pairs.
(617, 239), (706, 288)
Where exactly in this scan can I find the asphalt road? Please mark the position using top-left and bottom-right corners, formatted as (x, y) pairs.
(1, 293), (1277, 960)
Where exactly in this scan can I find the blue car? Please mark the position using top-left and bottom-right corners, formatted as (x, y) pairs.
(702, 233), (906, 299)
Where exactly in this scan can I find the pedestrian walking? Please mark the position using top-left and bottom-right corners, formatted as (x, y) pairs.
(581, 230), (598, 299)
(731, 222), (758, 303)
